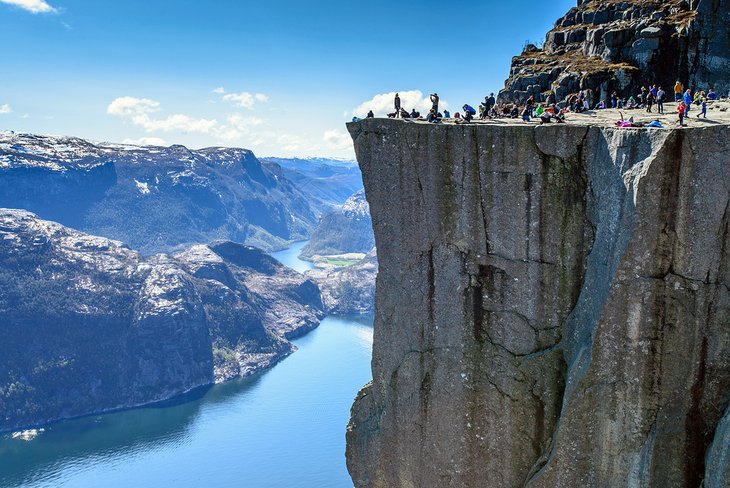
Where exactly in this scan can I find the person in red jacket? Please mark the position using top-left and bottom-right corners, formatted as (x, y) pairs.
(677, 100), (687, 127)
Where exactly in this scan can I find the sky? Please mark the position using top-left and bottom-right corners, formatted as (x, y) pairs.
(0, 0), (575, 158)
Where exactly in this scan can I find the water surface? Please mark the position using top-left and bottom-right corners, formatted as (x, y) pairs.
(0, 243), (372, 488)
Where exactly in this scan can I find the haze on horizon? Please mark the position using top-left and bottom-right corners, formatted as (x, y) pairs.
(0, 0), (574, 158)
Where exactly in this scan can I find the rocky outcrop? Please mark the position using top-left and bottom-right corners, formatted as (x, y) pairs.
(307, 249), (378, 315)
(346, 118), (729, 487)
(300, 190), (375, 260)
(500, 0), (729, 104)
(0, 209), (324, 433)
(0, 132), (321, 254)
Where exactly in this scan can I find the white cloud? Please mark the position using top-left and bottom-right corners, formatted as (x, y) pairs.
(0, 104), (11, 114)
(228, 114), (266, 131)
(215, 87), (269, 109)
(353, 90), (449, 117)
(323, 129), (352, 151)
(276, 133), (319, 153)
(0, 0), (56, 13)
(122, 137), (168, 146)
(107, 96), (217, 134)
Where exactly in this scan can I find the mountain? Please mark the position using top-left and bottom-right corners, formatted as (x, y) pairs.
(0, 209), (324, 433)
(499, 0), (730, 104)
(261, 157), (363, 207)
(300, 189), (374, 260)
(0, 132), (321, 255)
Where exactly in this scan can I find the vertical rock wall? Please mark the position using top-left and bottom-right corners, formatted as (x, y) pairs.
(346, 118), (729, 487)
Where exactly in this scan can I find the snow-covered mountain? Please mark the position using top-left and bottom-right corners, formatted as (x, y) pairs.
(0, 132), (321, 255)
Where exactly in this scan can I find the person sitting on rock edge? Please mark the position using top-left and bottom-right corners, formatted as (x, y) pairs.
(443, 109), (450, 118)
(366, 110), (374, 118)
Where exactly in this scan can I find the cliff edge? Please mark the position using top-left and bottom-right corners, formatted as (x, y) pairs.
(346, 118), (729, 487)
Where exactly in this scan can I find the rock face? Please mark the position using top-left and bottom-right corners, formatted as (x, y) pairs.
(0, 132), (320, 255)
(500, 0), (730, 104)
(346, 118), (729, 487)
(0, 209), (324, 433)
(300, 189), (375, 260)
(307, 249), (378, 315)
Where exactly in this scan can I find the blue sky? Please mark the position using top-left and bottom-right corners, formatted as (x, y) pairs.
(0, 0), (575, 157)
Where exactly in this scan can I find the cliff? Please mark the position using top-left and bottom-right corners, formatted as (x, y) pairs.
(0, 209), (324, 433)
(300, 189), (375, 260)
(500, 0), (730, 104)
(0, 132), (321, 255)
(346, 118), (729, 487)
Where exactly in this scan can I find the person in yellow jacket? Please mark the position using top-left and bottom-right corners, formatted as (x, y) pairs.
(674, 81), (683, 101)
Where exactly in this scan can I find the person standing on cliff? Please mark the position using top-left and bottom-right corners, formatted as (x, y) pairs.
(394, 93), (401, 118)
(677, 100), (687, 127)
(683, 89), (693, 115)
(657, 86), (666, 114)
(486, 93), (496, 113)
(674, 81), (683, 102)
(430, 93), (439, 114)
(696, 97), (707, 118)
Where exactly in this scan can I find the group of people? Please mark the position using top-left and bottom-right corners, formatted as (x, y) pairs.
(362, 82), (725, 127)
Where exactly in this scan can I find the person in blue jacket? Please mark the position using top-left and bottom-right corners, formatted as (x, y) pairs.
(683, 89), (693, 115)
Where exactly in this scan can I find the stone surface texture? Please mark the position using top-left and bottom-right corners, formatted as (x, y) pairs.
(499, 0), (730, 105)
(346, 118), (729, 487)
(0, 209), (324, 433)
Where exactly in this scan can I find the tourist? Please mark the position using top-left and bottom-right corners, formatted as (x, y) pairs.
(510, 105), (519, 118)
(521, 105), (531, 122)
(486, 93), (496, 113)
(697, 98), (707, 118)
(462, 105), (475, 122)
(657, 86), (666, 114)
(443, 109), (451, 118)
(650, 84), (658, 99)
(478, 103), (487, 120)
(430, 93), (439, 114)
(595, 100), (606, 109)
(426, 109), (439, 123)
(646, 91), (655, 113)
(611, 91), (618, 108)
(683, 89), (693, 114)
(410, 109), (418, 118)
(366, 110), (374, 118)
(707, 88), (717, 100)
(677, 100), (687, 127)
(394, 93), (401, 117)
(674, 81), (683, 101)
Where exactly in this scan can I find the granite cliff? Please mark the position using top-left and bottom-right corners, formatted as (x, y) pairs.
(346, 119), (729, 487)
(0, 209), (324, 433)
(500, 0), (730, 104)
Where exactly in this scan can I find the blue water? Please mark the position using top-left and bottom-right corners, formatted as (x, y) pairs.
(0, 244), (372, 488)
(272, 241), (314, 273)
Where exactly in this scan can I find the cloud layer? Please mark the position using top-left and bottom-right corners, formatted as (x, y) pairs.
(0, 104), (12, 114)
(0, 0), (56, 13)
(353, 90), (449, 117)
(107, 97), (217, 134)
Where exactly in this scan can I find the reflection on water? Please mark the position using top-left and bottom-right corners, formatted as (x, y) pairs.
(0, 243), (373, 488)
(0, 317), (373, 488)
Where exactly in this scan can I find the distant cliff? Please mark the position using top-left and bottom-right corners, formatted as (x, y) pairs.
(300, 189), (374, 260)
(346, 119), (729, 487)
(0, 132), (321, 255)
(0, 209), (324, 433)
(500, 0), (730, 104)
